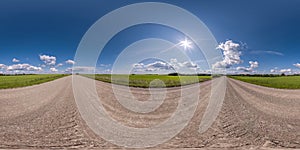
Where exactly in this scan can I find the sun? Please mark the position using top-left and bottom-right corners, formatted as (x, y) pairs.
(179, 38), (193, 50)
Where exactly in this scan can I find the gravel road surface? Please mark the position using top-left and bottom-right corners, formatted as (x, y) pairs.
(0, 76), (299, 149)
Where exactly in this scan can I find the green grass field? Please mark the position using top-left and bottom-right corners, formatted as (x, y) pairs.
(230, 76), (300, 89)
(0, 74), (68, 89)
(84, 74), (211, 88)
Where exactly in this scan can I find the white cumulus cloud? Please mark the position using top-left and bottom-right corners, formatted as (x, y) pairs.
(236, 61), (259, 72)
(27, 66), (42, 71)
(12, 58), (20, 63)
(40, 55), (56, 66)
(50, 67), (58, 72)
(293, 63), (300, 68)
(213, 40), (243, 69)
(65, 59), (75, 65)
(132, 59), (199, 73)
(56, 63), (63, 67)
(146, 61), (173, 70)
(132, 63), (145, 69)
(249, 61), (259, 68)
(64, 67), (73, 73)
(270, 69), (277, 73)
(169, 58), (199, 70)
(0, 64), (6, 69)
(270, 67), (279, 73)
(7, 64), (42, 71)
(178, 61), (198, 69)
(133, 61), (173, 72)
(280, 69), (292, 74)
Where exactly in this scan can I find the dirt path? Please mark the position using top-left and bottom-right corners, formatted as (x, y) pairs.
(0, 76), (299, 149)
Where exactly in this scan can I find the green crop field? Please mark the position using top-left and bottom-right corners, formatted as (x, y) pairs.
(84, 74), (211, 88)
(0, 74), (68, 89)
(230, 76), (300, 89)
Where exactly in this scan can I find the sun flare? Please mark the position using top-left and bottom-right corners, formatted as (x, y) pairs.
(179, 38), (193, 50)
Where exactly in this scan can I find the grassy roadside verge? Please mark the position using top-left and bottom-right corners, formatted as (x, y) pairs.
(229, 76), (300, 89)
(0, 74), (69, 89)
(83, 74), (211, 88)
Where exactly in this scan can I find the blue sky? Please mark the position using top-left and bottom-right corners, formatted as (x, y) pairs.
(0, 0), (299, 74)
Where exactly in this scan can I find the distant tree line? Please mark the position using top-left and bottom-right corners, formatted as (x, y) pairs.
(167, 73), (212, 76)
(0, 73), (71, 76)
(0, 73), (36, 76)
(229, 74), (300, 77)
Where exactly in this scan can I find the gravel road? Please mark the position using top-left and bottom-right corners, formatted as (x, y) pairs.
(0, 76), (299, 149)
